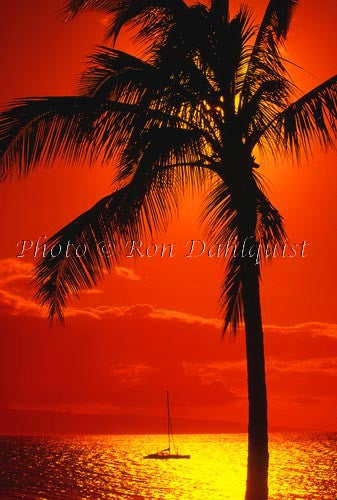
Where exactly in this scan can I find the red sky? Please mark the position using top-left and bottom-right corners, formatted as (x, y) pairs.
(0, 0), (336, 434)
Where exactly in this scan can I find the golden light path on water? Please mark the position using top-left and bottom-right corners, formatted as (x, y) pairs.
(0, 433), (336, 499)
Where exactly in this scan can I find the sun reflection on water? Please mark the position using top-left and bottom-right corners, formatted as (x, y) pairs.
(0, 433), (336, 499)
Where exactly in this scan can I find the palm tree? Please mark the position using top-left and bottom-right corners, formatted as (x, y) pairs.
(0, 0), (336, 497)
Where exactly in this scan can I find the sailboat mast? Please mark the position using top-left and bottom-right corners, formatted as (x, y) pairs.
(167, 390), (171, 452)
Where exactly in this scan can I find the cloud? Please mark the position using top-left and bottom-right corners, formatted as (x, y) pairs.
(0, 259), (44, 317)
(184, 361), (245, 378)
(268, 357), (337, 374)
(107, 363), (154, 385)
(264, 322), (337, 339)
(0, 258), (33, 279)
(81, 302), (222, 327)
(0, 288), (43, 317)
(1, 258), (336, 353)
(0, 259), (143, 318)
(82, 289), (103, 295)
(1, 302), (336, 431)
(2, 257), (334, 344)
(114, 266), (141, 281)
(149, 307), (221, 327)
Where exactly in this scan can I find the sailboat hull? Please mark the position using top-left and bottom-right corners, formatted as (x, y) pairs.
(144, 392), (190, 460)
(143, 453), (190, 459)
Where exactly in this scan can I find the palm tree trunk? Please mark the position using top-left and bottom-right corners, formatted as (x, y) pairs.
(225, 164), (269, 498)
(242, 258), (269, 500)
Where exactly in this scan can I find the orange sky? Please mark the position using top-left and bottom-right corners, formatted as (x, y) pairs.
(0, 0), (336, 434)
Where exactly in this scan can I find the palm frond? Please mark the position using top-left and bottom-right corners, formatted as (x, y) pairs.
(261, 74), (337, 158)
(0, 96), (97, 180)
(243, 77), (295, 152)
(79, 45), (201, 115)
(34, 176), (170, 321)
(118, 124), (212, 182)
(224, 6), (256, 94)
(255, 177), (287, 253)
(35, 116), (211, 320)
(62, 0), (188, 47)
(258, 0), (298, 42)
(239, 1), (298, 114)
(0, 95), (193, 180)
(62, 0), (116, 19)
(34, 191), (118, 321)
(78, 47), (155, 100)
(209, 0), (229, 23)
(202, 173), (286, 335)
(0, 96), (132, 179)
(201, 178), (243, 333)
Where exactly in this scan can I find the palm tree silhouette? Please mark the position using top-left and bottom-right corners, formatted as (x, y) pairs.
(0, 1), (336, 498)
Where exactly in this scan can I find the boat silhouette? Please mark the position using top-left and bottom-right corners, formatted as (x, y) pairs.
(143, 391), (190, 459)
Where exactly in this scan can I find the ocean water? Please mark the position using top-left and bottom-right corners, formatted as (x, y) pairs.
(0, 433), (336, 499)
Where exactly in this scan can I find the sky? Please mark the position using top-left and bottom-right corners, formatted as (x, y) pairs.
(0, 0), (336, 434)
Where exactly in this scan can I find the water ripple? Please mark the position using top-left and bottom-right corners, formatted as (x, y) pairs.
(0, 433), (336, 499)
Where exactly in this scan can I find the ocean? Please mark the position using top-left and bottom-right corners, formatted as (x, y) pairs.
(0, 433), (336, 499)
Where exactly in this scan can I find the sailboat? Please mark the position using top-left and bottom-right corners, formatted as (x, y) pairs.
(143, 391), (190, 459)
